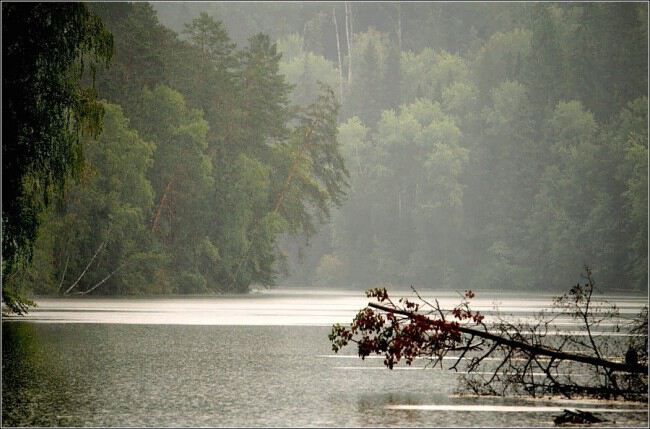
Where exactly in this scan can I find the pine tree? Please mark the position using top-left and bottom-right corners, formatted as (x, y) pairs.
(236, 33), (293, 160)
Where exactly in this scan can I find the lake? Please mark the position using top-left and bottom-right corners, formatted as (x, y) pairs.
(2, 289), (648, 427)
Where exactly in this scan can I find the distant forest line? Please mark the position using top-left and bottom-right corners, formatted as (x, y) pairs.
(2, 2), (647, 307)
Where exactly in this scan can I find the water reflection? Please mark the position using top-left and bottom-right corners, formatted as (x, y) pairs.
(356, 392), (442, 426)
(2, 323), (82, 426)
(2, 291), (648, 427)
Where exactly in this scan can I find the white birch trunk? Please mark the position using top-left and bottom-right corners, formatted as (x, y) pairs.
(397, 3), (402, 50)
(333, 6), (344, 103)
(64, 239), (107, 295)
(345, 1), (353, 88)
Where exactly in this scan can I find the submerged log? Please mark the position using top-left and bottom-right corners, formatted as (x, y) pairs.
(553, 409), (606, 426)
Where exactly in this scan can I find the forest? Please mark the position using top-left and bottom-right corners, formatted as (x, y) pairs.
(2, 2), (648, 313)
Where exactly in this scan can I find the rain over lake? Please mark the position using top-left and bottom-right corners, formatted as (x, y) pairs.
(3, 290), (648, 427)
(2, 1), (648, 427)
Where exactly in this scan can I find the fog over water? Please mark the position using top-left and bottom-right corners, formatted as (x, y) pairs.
(5, 289), (647, 326)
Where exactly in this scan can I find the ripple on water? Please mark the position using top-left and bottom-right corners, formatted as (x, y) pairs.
(2, 291), (648, 427)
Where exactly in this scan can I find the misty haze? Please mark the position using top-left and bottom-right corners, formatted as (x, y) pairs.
(2, 1), (648, 427)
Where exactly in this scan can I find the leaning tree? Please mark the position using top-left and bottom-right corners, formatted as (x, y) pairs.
(329, 267), (648, 401)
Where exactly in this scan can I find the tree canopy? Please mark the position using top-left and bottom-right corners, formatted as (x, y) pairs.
(3, 2), (647, 311)
(3, 3), (350, 310)
(2, 3), (113, 312)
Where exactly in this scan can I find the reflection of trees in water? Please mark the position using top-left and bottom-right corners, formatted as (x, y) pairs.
(356, 392), (427, 426)
(2, 323), (79, 426)
(357, 391), (427, 409)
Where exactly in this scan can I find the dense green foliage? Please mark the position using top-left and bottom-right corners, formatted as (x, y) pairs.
(3, 2), (647, 306)
(2, 3), (113, 312)
(202, 1), (644, 293)
(3, 3), (347, 305)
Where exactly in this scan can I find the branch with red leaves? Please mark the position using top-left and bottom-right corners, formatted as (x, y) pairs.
(329, 272), (648, 401)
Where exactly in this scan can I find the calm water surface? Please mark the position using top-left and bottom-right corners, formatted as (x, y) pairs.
(2, 289), (648, 427)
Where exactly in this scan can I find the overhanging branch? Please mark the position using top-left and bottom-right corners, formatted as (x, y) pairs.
(368, 302), (648, 374)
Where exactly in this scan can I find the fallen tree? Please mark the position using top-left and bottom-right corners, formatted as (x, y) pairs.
(329, 267), (648, 401)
